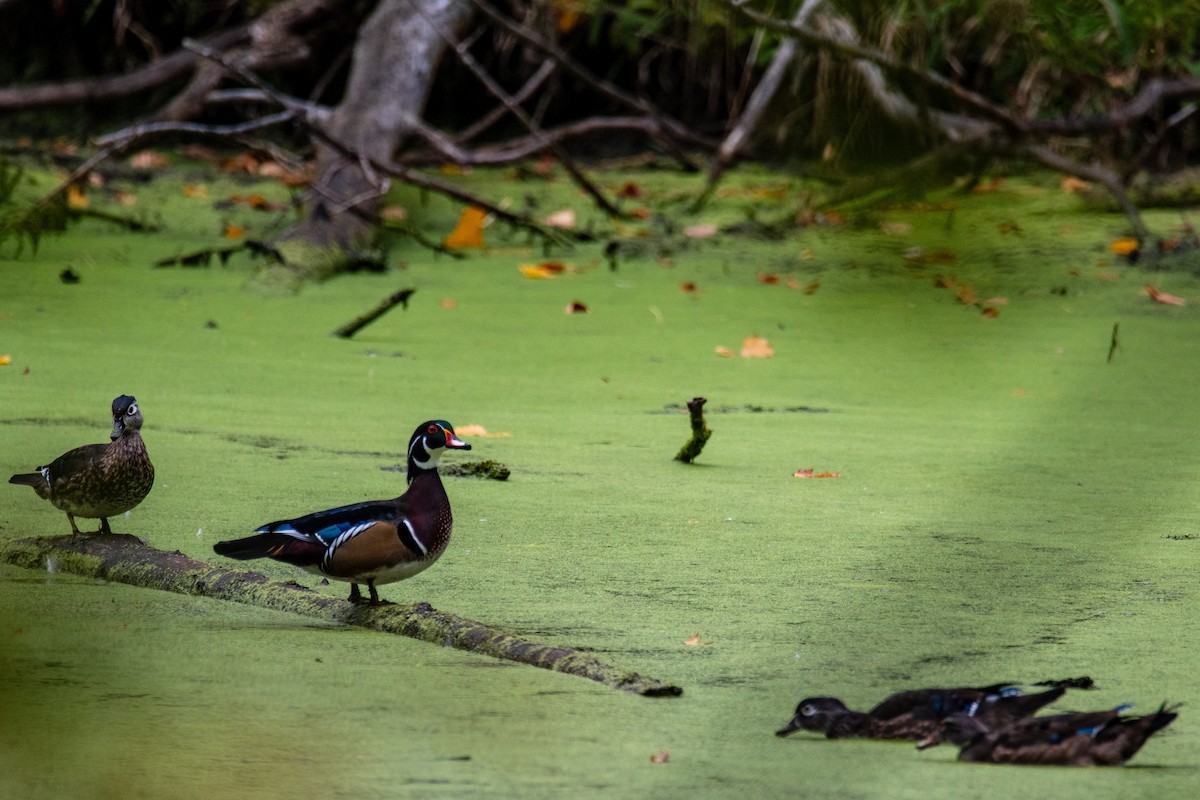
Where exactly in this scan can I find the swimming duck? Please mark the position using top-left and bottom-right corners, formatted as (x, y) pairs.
(9, 395), (154, 537)
(776, 684), (1065, 741)
(917, 702), (1177, 765)
(213, 420), (470, 605)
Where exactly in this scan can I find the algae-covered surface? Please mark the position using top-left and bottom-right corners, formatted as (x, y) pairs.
(2, 163), (1199, 798)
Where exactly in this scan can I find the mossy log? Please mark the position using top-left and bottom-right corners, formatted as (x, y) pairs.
(0, 534), (682, 697)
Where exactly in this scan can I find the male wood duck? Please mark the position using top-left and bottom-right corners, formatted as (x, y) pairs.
(9, 395), (155, 537)
(213, 420), (470, 605)
(918, 702), (1178, 765)
(776, 684), (1065, 741)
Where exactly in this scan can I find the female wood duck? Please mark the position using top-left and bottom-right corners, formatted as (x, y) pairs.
(9, 395), (154, 537)
(213, 420), (470, 605)
(776, 684), (1065, 740)
(918, 702), (1178, 765)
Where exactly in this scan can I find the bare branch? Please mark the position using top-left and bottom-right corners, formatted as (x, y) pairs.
(455, 58), (557, 144)
(419, 5), (622, 217)
(182, 37), (578, 246)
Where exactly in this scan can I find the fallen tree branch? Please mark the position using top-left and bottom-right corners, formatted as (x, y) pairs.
(332, 287), (416, 338)
(0, 534), (682, 697)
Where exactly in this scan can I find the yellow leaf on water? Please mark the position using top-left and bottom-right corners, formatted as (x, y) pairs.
(456, 424), (512, 438)
(0, 354), (11, 366)
(444, 206), (487, 249)
(739, 335), (774, 358)
(1109, 237), (1139, 256)
(519, 264), (554, 279)
(66, 185), (88, 209)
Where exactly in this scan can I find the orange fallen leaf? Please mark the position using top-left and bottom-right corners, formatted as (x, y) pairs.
(628, 206), (652, 220)
(714, 345), (734, 358)
(1109, 237), (1139, 256)
(1060, 176), (1091, 193)
(222, 223), (245, 239)
(793, 469), (842, 478)
(544, 208), (576, 229)
(439, 298), (457, 309)
(519, 265), (554, 279)
(1146, 284), (1186, 306)
(740, 335), (774, 358)
(438, 163), (465, 176)
(445, 206), (487, 249)
(954, 284), (977, 306)
(181, 183), (208, 199)
(650, 751), (670, 764)
(756, 271), (780, 285)
(129, 149), (168, 169)
(683, 223), (718, 238)
(803, 280), (820, 295)
(112, 190), (137, 206)
(455, 424), (512, 438)
(980, 306), (1000, 318)
(564, 301), (589, 314)
(680, 281), (698, 293)
(220, 153), (259, 174)
(684, 632), (712, 646)
(66, 185), (88, 209)
(0, 354), (11, 366)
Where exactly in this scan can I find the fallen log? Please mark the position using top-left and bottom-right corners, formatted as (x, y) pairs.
(0, 534), (681, 697)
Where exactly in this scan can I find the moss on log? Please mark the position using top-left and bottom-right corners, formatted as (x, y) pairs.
(0, 534), (682, 697)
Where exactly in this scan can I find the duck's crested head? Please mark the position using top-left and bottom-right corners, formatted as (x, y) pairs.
(776, 697), (849, 737)
(407, 420), (471, 478)
(110, 395), (144, 440)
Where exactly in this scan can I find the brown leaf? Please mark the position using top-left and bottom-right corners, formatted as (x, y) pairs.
(615, 181), (644, 198)
(714, 345), (734, 358)
(684, 632), (712, 646)
(129, 149), (169, 169)
(793, 469), (841, 478)
(1060, 176), (1091, 193)
(1146, 284), (1186, 306)
(222, 223), (245, 239)
(650, 751), (670, 764)
(564, 301), (589, 314)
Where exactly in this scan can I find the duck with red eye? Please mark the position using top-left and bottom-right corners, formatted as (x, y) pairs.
(214, 420), (470, 605)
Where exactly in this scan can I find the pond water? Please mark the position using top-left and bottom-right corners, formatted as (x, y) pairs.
(2, 167), (1198, 798)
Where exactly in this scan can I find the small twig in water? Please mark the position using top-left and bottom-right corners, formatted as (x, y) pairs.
(675, 396), (713, 463)
(1107, 322), (1120, 363)
(333, 287), (416, 339)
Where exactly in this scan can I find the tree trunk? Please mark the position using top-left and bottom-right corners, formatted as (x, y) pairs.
(279, 0), (475, 262)
(0, 534), (682, 697)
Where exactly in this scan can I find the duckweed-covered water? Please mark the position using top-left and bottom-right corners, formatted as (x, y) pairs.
(2, 165), (1198, 798)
